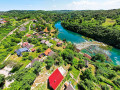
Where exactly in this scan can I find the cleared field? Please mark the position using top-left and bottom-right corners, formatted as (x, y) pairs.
(102, 18), (116, 26)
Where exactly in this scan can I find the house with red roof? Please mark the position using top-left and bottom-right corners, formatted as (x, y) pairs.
(44, 48), (52, 56)
(44, 27), (49, 33)
(26, 34), (31, 37)
(48, 67), (66, 90)
(22, 42), (29, 48)
(57, 41), (63, 47)
(22, 42), (33, 49)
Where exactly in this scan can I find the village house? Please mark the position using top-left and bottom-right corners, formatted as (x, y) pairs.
(22, 42), (29, 47)
(44, 48), (52, 56)
(48, 51), (55, 56)
(45, 41), (49, 45)
(38, 53), (44, 58)
(46, 43), (53, 47)
(22, 42), (33, 49)
(41, 40), (46, 44)
(53, 38), (59, 42)
(26, 34), (31, 37)
(36, 33), (39, 36)
(48, 67), (66, 90)
(57, 41), (63, 47)
(84, 53), (92, 60)
(0, 18), (7, 24)
(16, 47), (29, 56)
(44, 27), (49, 33)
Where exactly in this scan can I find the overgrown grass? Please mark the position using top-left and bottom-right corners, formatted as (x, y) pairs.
(102, 18), (116, 26)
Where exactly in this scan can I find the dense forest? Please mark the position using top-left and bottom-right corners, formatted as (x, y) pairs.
(61, 9), (120, 48)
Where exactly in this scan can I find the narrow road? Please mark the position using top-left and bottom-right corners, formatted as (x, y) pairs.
(0, 21), (31, 43)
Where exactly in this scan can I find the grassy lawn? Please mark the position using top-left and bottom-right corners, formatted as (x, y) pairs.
(102, 18), (116, 26)
(70, 66), (80, 80)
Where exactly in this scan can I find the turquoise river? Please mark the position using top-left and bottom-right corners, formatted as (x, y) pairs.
(55, 21), (120, 65)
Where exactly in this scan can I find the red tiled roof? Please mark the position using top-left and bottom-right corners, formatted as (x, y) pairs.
(44, 48), (52, 56)
(44, 27), (49, 32)
(36, 33), (39, 36)
(26, 34), (31, 37)
(32, 49), (35, 52)
(22, 42), (28, 47)
(84, 53), (92, 60)
(49, 69), (64, 90)
(3, 21), (7, 23)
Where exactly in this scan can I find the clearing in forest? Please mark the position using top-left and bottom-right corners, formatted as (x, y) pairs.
(102, 18), (116, 26)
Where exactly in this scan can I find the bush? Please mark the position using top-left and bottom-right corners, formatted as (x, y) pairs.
(22, 57), (28, 61)
(36, 48), (42, 53)
(92, 53), (106, 62)
(0, 74), (5, 88)
(0, 64), (5, 69)
(23, 52), (29, 57)
(28, 56), (33, 61)
(101, 85), (110, 90)
(113, 78), (120, 88)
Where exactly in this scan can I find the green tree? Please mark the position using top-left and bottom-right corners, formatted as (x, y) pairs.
(0, 74), (5, 88)
(92, 53), (106, 62)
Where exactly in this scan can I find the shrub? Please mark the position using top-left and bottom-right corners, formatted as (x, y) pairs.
(23, 52), (29, 57)
(101, 85), (110, 90)
(28, 56), (33, 61)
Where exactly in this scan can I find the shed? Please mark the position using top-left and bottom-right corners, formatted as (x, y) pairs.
(32, 49), (35, 52)
(66, 84), (75, 90)
(41, 40), (46, 44)
(38, 53), (44, 58)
